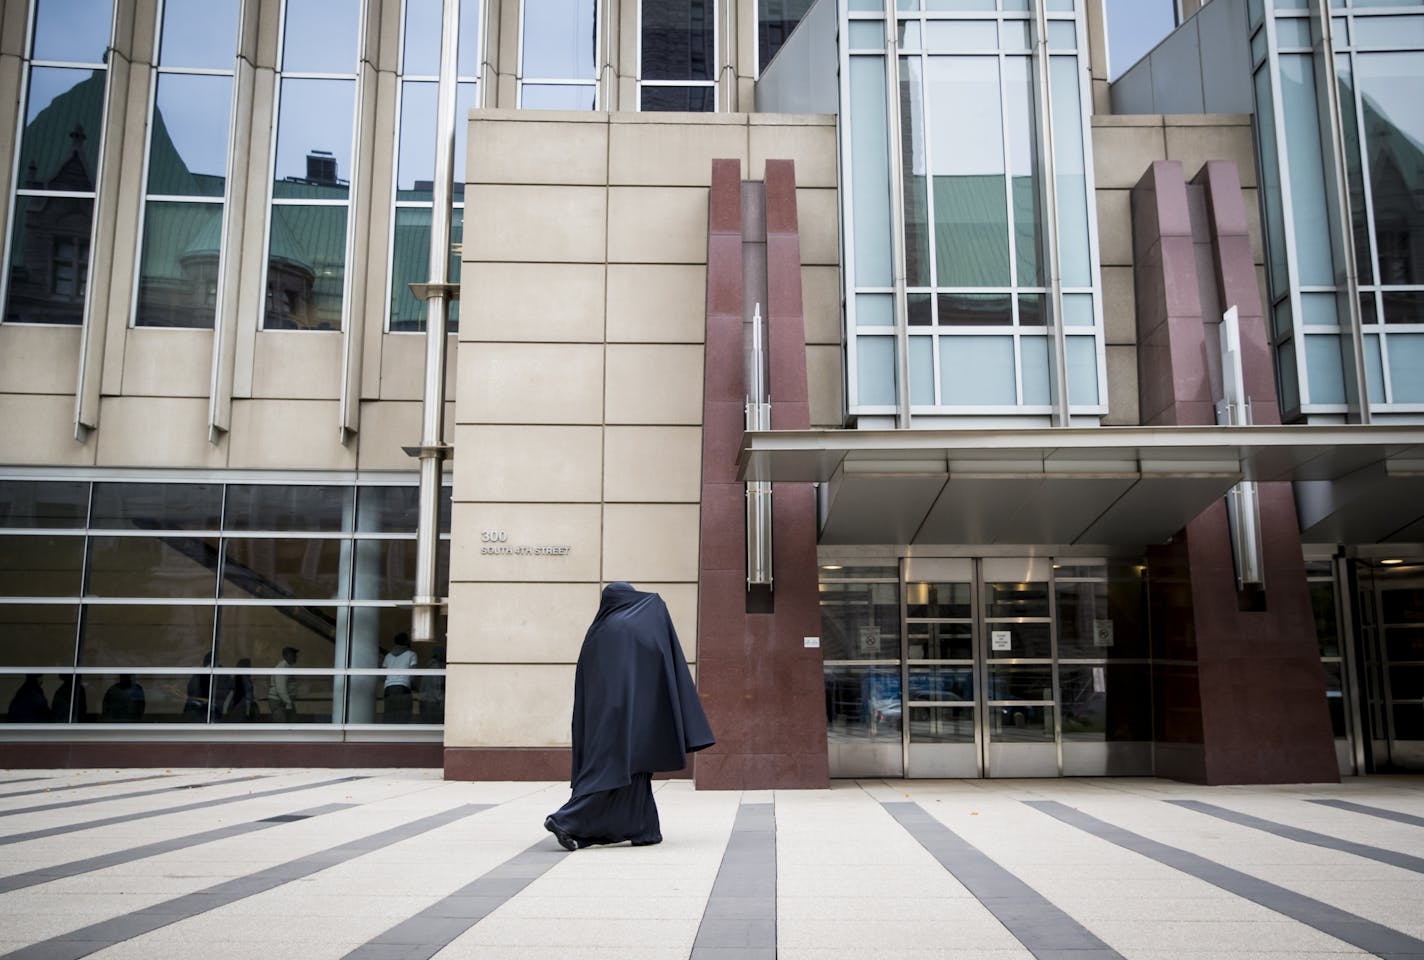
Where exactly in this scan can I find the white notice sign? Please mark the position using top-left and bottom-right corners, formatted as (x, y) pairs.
(1092, 666), (1106, 693)
(1093, 619), (1115, 647)
(804, 636), (820, 649)
(991, 630), (1012, 651)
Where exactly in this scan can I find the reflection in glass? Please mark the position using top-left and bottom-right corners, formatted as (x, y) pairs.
(851, 57), (893, 287)
(92, 482), (222, 530)
(1049, 57), (1090, 286)
(825, 666), (901, 740)
(0, 604), (79, 667)
(389, 207), (462, 332)
(357, 486), (419, 532)
(988, 664), (1053, 701)
(1360, 52), (1424, 287)
(19, 68), (105, 187)
(86, 537), (219, 598)
(159, 0), (239, 69)
(909, 705), (973, 743)
(249, 672), (335, 723)
(225, 485), (351, 533)
(5, 197), (96, 325)
(1255, 69), (1288, 299)
(265, 204), (349, 330)
(1383, 291), (1424, 324)
(1059, 663), (1150, 741)
(820, 581), (900, 660)
(78, 604), (215, 668)
(1006, 58), (1043, 287)
(1322, 661), (1347, 737)
(759, 0), (815, 71)
(938, 293), (1010, 326)
(906, 622), (972, 660)
(0, 535), (84, 596)
(640, 87), (716, 112)
(282, 0), (360, 74)
(134, 201), (223, 328)
(272, 80), (355, 194)
(1281, 54), (1335, 286)
(215, 605), (340, 669)
(908, 666), (972, 701)
(928, 57), (1008, 286)
(147, 75), (233, 195)
(985, 580), (1049, 619)
(988, 704), (1053, 741)
(900, 58), (930, 287)
(1336, 56), (1374, 285)
(642, 0), (714, 81)
(905, 580), (970, 619)
(32, 0), (112, 62)
(0, 480), (89, 528)
(520, 84), (597, 110)
(220, 539), (349, 600)
(522, 0), (598, 79)
(93, 673), (179, 722)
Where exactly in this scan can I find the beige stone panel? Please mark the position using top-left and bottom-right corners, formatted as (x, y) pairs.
(802, 265), (842, 345)
(636, 581), (699, 664)
(603, 426), (701, 502)
(442, 662), (573, 747)
(605, 264), (706, 344)
(469, 116), (609, 185)
(1091, 119), (1166, 190)
(227, 399), (356, 470)
(1165, 121), (1258, 189)
(749, 119), (838, 189)
(379, 331), (458, 401)
(1096, 189), (1133, 267)
(1, 1), (30, 55)
(0, 395), (95, 466)
(1102, 266), (1137, 346)
(446, 581), (600, 663)
(807, 343), (845, 429)
(354, 399), (444, 470)
(456, 343), (604, 425)
(461, 262), (606, 344)
(608, 119), (748, 187)
(466, 184), (607, 263)
(0, 326), (81, 395)
(248, 333), (344, 399)
(94, 397), (226, 468)
(118, 330), (212, 398)
(254, 0), (281, 68)
(604, 345), (703, 425)
(602, 503), (700, 583)
(456, 424), (602, 502)
(796, 188), (840, 267)
(1103, 344), (1140, 426)
(607, 187), (707, 265)
(450, 502), (602, 582)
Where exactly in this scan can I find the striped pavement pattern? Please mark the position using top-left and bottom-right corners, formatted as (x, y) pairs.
(0, 771), (1420, 959)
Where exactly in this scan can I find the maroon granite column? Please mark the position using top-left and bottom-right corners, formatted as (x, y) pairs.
(1134, 160), (1338, 784)
(692, 159), (829, 789)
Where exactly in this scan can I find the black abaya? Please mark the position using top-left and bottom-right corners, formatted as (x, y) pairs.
(546, 582), (714, 848)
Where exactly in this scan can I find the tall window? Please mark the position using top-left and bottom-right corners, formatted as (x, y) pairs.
(759, 0), (815, 73)
(133, 0), (241, 328)
(844, 0), (1104, 418)
(2, 0), (114, 325)
(519, 0), (598, 108)
(389, 0), (479, 333)
(263, 0), (362, 331)
(639, 0), (716, 111)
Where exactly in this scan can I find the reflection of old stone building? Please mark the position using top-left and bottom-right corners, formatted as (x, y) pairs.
(2, 0), (1424, 785)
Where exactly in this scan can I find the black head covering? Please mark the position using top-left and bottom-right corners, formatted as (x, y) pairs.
(569, 582), (715, 796)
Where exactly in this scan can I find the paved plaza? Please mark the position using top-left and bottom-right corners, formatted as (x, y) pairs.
(0, 769), (1421, 959)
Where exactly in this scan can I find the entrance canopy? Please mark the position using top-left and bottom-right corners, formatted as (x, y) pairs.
(736, 425), (1424, 546)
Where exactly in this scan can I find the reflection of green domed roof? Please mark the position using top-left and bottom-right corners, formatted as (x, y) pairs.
(266, 208), (310, 273)
(140, 203), (221, 280)
(18, 70), (105, 189)
(181, 215), (224, 260)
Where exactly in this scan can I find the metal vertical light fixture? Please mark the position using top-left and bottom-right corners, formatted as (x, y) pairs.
(746, 303), (773, 588)
(1217, 306), (1264, 589)
(405, 0), (461, 644)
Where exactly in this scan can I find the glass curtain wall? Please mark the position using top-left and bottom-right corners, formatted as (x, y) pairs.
(759, 0), (816, 73)
(133, 0), (241, 329)
(389, 0), (479, 333)
(0, 477), (450, 727)
(519, 0), (599, 108)
(841, 0), (1105, 420)
(1251, 0), (1424, 416)
(639, 0), (717, 110)
(263, 0), (363, 331)
(1, 0), (115, 326)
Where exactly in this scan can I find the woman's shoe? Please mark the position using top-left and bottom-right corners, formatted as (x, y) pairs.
(544, 816), (578, 851)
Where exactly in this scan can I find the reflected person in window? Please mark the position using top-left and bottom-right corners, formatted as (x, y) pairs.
(268, 647), (299, 722)
(6, 675), (49, 722)
(101, 675), (145, 722)
(382, 632), (418, 722)
(418, 645), (446, 724)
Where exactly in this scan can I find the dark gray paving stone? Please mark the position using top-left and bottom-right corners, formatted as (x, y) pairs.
(1309, 798), (1424, 829)
(691, 802), (777, 956)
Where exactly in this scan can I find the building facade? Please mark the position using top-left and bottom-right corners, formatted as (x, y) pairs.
(1, 0), (1421, 784)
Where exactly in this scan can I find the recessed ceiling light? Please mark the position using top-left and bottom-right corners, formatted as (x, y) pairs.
(1380, 559), (1405, 565)
(820, 564), (844, 571)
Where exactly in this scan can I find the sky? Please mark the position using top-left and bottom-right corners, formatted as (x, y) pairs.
(1105, 0), (1180, 81)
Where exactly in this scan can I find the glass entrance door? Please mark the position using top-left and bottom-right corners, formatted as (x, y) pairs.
(903, 558), (1058, 778)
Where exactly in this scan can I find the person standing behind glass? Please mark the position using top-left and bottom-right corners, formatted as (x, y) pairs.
(6, 675), (49, 722)
(224, 658), (257, 722)
(418, 646), (446, 723)
(101, 675), (145, 722)
(50, 675), (87, 723)
(267, 647), (299, 722)
(382, 632), (418, 722)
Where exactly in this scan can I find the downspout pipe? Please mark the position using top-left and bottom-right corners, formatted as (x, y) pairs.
(406, 0), (461, 645)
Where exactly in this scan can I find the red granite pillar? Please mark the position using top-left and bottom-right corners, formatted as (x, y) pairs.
(692, 159), (829, 789)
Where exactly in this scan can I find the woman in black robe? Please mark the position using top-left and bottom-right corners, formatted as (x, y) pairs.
(545, 582), (714, 849)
